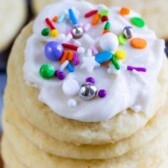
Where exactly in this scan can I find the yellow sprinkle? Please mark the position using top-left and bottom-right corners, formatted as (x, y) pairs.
(115, 49), (127, 60)
(50, 29), (59, 37)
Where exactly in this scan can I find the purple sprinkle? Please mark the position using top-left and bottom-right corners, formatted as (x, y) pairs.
(56, 70), (66, 80)
(127, 66), (147, 72)
(86, 77), (95, 84)
(73, 52), (79, 66)
(98, 89), (107, 98)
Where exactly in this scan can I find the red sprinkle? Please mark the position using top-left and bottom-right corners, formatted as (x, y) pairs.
(85, 10), (98, 18)
(62, 43), (78, 51)
(101, 16), (109, 22)
(45, 18), (55, 30)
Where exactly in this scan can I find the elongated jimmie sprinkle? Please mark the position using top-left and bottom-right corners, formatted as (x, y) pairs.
(45, 18), (55, 30)
(73, 52), (79, 65)
(127, 66), (147, 72)
(69, 8), (78, 25)
(62, 43), (78, 51)
(85, 10), (98, 18)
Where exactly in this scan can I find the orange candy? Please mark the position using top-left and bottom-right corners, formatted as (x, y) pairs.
(67, 51), (73, 61)
(92, 13), (100, 25)
(61, 51), (68, 64)
(119, 7), (130, 16)
(52, 16), (58, 22)
(130, 38), (147, 49)
(103, 30), (111, 34)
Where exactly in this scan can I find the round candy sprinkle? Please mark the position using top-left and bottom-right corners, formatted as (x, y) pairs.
(45, 41), (64, 61)
(99, 33), (119, 52)
(119, 7), (130, 16)
(41, 28), (50, 36)
(98, 89), (107, 98)
(115, 49), (127, 60)
(79, 83), (97, 100)
(95, 51), (113, 64)
(56, 70), (66, 80)
(68, 99), (77, 107)
(130, 38), (147, 49)
(130, 17), (145, 28)
(123, 26), (133, 39)
(86, 77), (95, 84)
(118, 35), (127, 45)
(50, 29), (59, 37)
(62, 78), (80, 96)
(71, 26), (84, 39)
(39, 64), (55, 79)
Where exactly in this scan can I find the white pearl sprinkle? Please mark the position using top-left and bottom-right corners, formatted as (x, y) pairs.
(77, 47), (85, 55)
(68, 99), (77, 108)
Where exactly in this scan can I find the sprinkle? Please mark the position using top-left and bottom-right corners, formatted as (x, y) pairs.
(62, 43), (78, 50)
(104, 22), (111, 30)
(61, 51), (69, 64)
(45, 18), (55, 30)
(123, 26), (133, 39)
(59, 60), (69, 71)
(77, 47), (85, 55)
(58, 13), (66, 23)
(67, 51), (74, 61)
(72, 40), (81, 47)
(91, 46), (98, 55)
(73, 52), (79, 66)
(101, 16), (109, 22)
(127, 66), (147, 72)
(98, 89), (107, 98)
(84, 23), (91, 32)
(119, 7), (130, 16)
(95, 51), (113, 64)
(86, 77), (95, 84)
(69, 8), (78, 25)
(115, 49), (127, 60)
(50, 29), (59, 37)
(41, 28), (50, 36)
(40, 64), (55, 79)
(130, 17), (145, 28)
(68, 99), (77, 107)
(111, 56), (120, 70)
(102, 60), (111, 67)
(85, 10), (98, 18)
(67, 62), (75, 72)
(92, 13), (100, 25)
(99, 9), (109, 17)
(52, 16), (58, 22)
(130, 38), (147, 49)
(103, 30), (111, 34)
(64, 33), (73, 42)
(118, 34), (127, 45)
(56, 70), (66, 80)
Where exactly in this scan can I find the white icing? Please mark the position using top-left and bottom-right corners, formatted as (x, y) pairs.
(24, 0), (165, 122)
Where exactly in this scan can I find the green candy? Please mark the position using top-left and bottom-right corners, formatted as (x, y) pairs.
(104, 22), (111, 30)
(39, 64), (55, 79)
(41, 28), (50, 36)
(130, 17), (145, 28)
(99, 9), (109, 16)
(111, 56), (120, 70)
(118, 35), (127, 45)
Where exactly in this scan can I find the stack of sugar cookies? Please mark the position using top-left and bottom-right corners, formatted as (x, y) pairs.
(1, 1), (168, 168)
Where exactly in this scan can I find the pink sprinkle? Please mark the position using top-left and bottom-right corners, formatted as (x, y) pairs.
(73, 52), (79, 65)
(85, 10), (98, 18)
(101, 16), (109, 22)
(62, 43), (78, 51)
(45, 18), (55, 30)
(91, 46), (98, 55)
(127, 66), (147, 72)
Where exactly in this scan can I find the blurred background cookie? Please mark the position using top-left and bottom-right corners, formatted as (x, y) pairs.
(0, 0), (27, 51)
(32, 0), (168, 39)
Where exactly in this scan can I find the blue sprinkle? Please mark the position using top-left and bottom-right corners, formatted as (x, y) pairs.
(68, 9), (78, 25)
(95, 51), (113, 64)
(58, 13), (66, 23)
(67, 63), (75, 72)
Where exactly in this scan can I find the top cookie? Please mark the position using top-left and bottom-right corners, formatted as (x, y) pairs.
(24, 0), (166, 122)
